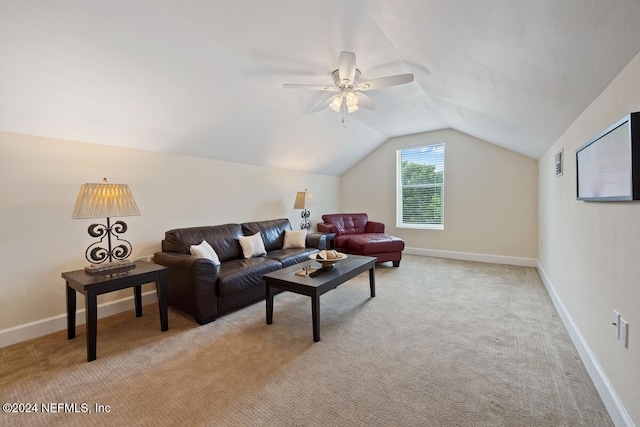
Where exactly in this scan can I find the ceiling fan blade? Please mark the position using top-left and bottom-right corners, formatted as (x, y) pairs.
(313, 94), (340, 112)
(338, 51), (357, 84)
(283, 84), (339, 91)
(357, 73), (414, 91)
(357, 93), (377, 110)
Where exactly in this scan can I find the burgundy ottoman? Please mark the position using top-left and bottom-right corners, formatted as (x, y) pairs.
(346, 233), (405, 266)
(318, 213), (406, 267)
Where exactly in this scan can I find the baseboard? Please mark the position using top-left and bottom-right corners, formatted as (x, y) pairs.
(0, 291), (159, 349)
(537, 262), (634, 427)
(405, 247), (538, 267)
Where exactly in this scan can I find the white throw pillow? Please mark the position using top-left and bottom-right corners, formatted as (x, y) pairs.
(238, 232), (267, 258)
(189, 240), (221, 266)
(283, 229), (307, 249)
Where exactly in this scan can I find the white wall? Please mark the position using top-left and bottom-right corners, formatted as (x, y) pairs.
(0, 132), (339, 338)
(341, 129), (538, 262)
(539, 52), (640, 426)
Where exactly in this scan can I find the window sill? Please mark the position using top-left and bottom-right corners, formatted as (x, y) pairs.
(396, 224), (444, 230)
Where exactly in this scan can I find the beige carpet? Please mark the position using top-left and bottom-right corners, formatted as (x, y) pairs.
(0, 255), (612, 426)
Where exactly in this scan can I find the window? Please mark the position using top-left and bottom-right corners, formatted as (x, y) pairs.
(396, 143), (445, 229)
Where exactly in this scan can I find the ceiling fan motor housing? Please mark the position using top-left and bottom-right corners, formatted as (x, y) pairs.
(332, 69), (361, 88)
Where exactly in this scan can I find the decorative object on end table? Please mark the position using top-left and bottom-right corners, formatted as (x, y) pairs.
(71, 178), (141, 274)
(293, 189), (318, 230)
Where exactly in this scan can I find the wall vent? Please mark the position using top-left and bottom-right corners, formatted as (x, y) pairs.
(554, 148), (563, 177)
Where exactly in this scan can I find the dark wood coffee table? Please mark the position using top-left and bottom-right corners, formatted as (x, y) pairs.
(264, 254), (376, 342)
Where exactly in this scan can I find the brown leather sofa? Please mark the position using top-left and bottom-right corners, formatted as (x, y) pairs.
(154, 218), (325, 324)
(317, 213), (405, 267)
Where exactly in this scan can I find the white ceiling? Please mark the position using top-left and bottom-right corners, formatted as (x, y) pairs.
(2, 0), (640, 175)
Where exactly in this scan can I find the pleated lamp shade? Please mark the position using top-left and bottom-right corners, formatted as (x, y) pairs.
(293, 190), (318, 209)
(72, 180), (141, 219)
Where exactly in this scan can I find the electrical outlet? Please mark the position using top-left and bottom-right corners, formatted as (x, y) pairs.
(620, 318), (628, 348)
(612, 310), (620, 338)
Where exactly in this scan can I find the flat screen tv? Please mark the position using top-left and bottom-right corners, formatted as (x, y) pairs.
(576, 112), (640, 201)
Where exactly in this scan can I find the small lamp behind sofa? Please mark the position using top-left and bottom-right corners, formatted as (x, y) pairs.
(293, 189), (318, 230)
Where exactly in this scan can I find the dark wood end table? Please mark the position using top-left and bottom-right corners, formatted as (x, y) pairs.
(264, 254), (375, 342)
(62, 260), (169, 362)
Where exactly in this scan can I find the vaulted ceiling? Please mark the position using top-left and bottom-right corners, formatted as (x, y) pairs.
(2, 1), (640, 175)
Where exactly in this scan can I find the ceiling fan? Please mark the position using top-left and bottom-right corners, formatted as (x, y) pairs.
(283, 51), (414, 125)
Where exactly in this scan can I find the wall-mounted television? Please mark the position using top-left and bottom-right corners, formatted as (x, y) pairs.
(576, 112), (640, 201)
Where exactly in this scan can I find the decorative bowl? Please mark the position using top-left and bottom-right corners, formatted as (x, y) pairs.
(309, 251), (347, 269)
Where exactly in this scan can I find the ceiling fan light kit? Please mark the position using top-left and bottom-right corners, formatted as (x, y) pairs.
(329, 91), (360, 113)
(283, 51), (414, 125)
(329, 96), (342, 112)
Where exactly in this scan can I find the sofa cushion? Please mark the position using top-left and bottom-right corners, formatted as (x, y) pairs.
(164, 224), (243, 261)
(239, 232), (267, 258)
(242, 218), (291, 251)
(189, 240), (221, 266)
(346, 233), (406, 255)
(321, 213), (369, 236)
(217, 257), (282, 297)
(267, 247), (319, 267)
(283, 229), (307, 249)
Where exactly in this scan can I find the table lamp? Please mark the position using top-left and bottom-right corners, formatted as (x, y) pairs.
(293, 189), (318, 229)
(72, 178), (141, 274)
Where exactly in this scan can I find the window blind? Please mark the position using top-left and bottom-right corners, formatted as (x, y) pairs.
(396, 143), (445, 228)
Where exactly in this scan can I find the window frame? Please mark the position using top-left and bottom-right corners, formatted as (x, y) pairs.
(395, 143), (445, 230)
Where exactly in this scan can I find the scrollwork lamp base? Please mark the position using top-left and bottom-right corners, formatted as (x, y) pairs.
(84, 217), (135, 274)
(300, 209), (311, 230)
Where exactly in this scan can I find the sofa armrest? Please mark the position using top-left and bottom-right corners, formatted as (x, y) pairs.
(365, 221), (385, 233)
(154, 251), (220, 281)
(317, 222), (338, 234)
(305, 233), (327, 249)
(153, 251), (220, 324)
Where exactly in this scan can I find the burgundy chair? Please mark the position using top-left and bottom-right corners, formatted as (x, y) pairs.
(317, 213), (405, 267)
